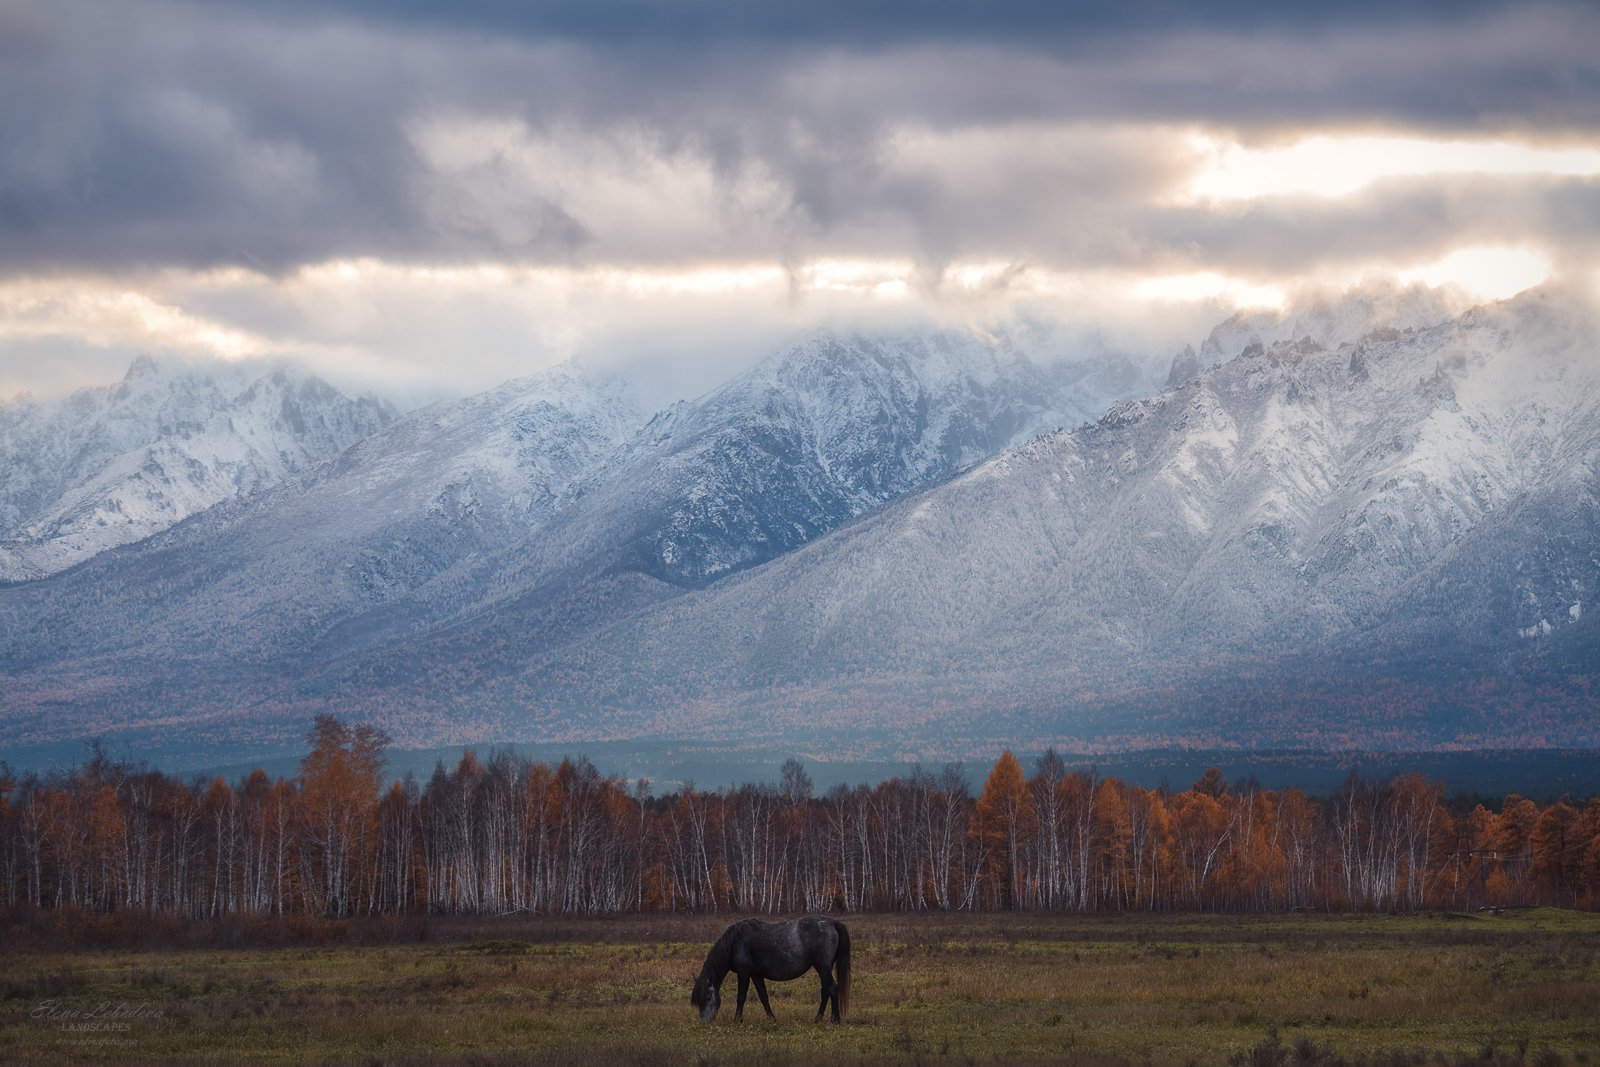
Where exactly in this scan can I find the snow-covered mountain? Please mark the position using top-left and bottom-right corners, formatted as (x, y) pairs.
(3, 290), (1595, 758)
(0, 359), (649, 670)
(562, 327), (1159, 586)
(453, 286), (1600, 749)
(0, 325), (1156, 750)
(1173, 283), (1464, 386)
(0, 356), (394, 581)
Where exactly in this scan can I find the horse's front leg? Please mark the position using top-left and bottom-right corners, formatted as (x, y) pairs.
(753, 976), (775, 1019)
(735, 973), (750, 1021)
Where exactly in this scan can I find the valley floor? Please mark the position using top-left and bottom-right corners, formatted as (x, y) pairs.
(2, 910), (1598, 1065)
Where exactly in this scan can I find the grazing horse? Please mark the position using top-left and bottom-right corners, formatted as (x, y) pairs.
(690, 915), (851, 1024)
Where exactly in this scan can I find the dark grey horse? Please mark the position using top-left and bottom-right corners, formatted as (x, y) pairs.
(690, 915), (851, 1023)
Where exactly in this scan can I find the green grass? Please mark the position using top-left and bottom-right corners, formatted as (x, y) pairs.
(2, 909), (1598, 1065)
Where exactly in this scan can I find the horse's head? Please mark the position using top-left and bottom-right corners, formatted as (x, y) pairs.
(690, 973), (720, 1023)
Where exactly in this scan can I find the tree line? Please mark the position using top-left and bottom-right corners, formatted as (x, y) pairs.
(2, 717), (1597, 919)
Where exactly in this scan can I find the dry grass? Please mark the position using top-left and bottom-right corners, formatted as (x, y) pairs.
(1, 910), (1597, 1065)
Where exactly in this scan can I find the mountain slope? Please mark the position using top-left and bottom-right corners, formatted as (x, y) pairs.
(4, 291), (1593, 758)
(0, 357), (394, 581)
(536, 327), (1157, 588)
(457, 287), (1600, 749)
(0, 326), (1158, 752)
(0, 360), (648, 669)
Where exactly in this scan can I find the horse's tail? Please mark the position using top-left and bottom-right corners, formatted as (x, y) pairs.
(834, 918), (851, 1021)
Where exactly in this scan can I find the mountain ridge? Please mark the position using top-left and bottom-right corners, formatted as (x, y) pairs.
(0, 321), (1161, 751)
(395, 286), (1600, 751)
(0, 357), (395, 582)
(2, 286), (1593, 760)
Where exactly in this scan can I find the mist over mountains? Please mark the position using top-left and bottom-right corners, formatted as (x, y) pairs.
(2, 286), (1596, 764)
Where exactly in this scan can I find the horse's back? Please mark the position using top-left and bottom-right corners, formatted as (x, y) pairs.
(780, 914), (842, 957)
(728, 915), (842, 980)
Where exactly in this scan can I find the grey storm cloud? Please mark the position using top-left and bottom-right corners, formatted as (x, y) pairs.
(213, 0), (1542, 50)
(1159, 176), (1600, 277)
(0, 0), (1596, 277)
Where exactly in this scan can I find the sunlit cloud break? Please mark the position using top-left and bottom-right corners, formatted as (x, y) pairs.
(1134, 273), (1286, 309)
(1, 0), (1596, 404)
(1396, 246), (1552, 302)
(0, 283), (277, 362)
(1183, 135), (1600, 202)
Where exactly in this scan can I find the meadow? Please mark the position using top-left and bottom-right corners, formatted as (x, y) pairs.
(2, 909), (1597, 1066)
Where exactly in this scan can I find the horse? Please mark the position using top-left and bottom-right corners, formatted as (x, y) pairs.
(690, 915), (851, 1024)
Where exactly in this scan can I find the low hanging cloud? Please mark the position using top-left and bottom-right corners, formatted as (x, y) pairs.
(0, 0), (1595, 402)
(2, 0), (1595, 276)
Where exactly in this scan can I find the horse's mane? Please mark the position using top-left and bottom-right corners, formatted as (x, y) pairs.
(701, 920), (746, 977)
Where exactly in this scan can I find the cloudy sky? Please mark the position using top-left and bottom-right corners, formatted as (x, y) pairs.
(1, 0), (1597, 405)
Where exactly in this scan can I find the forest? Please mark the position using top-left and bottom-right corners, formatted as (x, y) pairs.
(3, 716), (1597, 923)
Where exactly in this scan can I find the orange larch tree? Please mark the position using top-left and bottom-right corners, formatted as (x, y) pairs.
(971, 751), (1034, 909)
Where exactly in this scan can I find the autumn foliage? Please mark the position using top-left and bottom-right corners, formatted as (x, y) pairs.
(3, 725), (1599, 919)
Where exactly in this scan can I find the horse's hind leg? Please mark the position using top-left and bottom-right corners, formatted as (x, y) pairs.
(735, 973), (749, 1021)
(753, 976), (775, 1019)
(814, 966), (836, 1022)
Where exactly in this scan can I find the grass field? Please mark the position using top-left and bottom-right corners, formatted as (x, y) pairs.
(3, 909), (1598, 1065)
